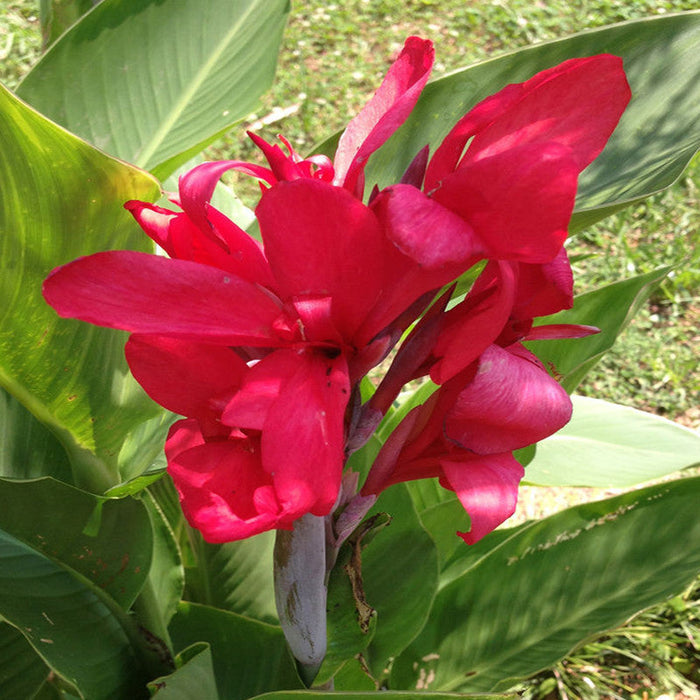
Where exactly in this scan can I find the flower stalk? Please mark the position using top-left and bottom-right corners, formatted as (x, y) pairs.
(273, 513), (328, 686)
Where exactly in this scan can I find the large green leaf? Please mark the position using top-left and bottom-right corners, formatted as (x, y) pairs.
(0, 528), (156, 699)
(527, 266), (670, 392)
(0, 83), (163, 492)
(316, 529), (380, 684)
(391, 477), (700, 693)
(0, 478), (152, 608)
(18, 0), (290, 178)
(419, 497), (472, 568)
(168, 602), (302, 700)
(525, 396), (700, 487)
(361, 485), (439, 675)
(150, 643), (219, 700)
(321, 13), (700, 225)
(0, 387), (72, 482)
(0, 623), (52, 699)
(251, 694), (513, 700)
(185, 532), (277, 624)
(132, 490), (184, 649)
(39, 0), (98, 50)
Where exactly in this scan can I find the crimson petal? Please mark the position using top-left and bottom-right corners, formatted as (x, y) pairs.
(433, 141), (578, 263)
(371, 183), (482, 268)
(463, 55), (631, 172)
(125, 335), (247, 422)
(334, 36), (434, 196)
(511, 247), (574, 320)
(425, 82), (524, 192)
(257, 179), (385, 340)
(430, 261), (517, 384)
(261, 350), (350, 517)
(124, 201), (177, 253)
(178, 160), (273, 231)
(444, 343), (572, 454)
(43, 250), (283, 345)
(525, 323), (599, 340)
(166, 421), (284, 542)
(222, 349), (304, 431)
(440, 452), (524, 544)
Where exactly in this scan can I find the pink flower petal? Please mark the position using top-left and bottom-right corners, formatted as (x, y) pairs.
(443, 343), (572, 454)
(425, 82), (524, 192)
(525, 323), (599, 341)
(334, 36), (434, 196)
(511, 247), (574, 320)
(126, 200), (274, 287)
(178, 160), (273, 231)
(256, 179), (385, 340)
(463, 55), (631, 172)
(433, 141), (579, 263)
(166, 423), (283, 542)
(430, 261), (517, 384)
(371, 183), (482, 269)
(440, 452), (524, 544)
(203, 205), (275, 287)
(43, 251), (285, 345)
(125, 335), (247, 422)
(261, 350), (351, 517)
(292, 296), (344, 345)
(222, 349), (303, 431)
(124, 201), (177, 252)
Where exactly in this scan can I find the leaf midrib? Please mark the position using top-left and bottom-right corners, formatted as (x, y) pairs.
(135, 0), (258, 168)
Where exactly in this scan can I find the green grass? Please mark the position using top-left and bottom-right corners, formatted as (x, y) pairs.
(570, 166), (699, 427)
(2, 1), (699, 697)
(516, 576), (700, 699)
(0, 3), (40, 89)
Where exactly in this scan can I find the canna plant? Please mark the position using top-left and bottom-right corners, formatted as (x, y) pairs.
(1, 2), (699, 698)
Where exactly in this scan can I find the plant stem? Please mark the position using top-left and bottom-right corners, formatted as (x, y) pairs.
(273, 513), (328, 686)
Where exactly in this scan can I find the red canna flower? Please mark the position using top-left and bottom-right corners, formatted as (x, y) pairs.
(362, 343), (573, 543)
(42, 36), (629, 546)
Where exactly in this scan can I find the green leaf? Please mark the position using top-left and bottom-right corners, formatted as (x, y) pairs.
(316, 528), (380, 685)
(524, 396), (700, 487)
(114, 411), (174, 488)
(39, 0), (98, 50)
(405, 477), (456, 513)
(360, 485), (439, 676)
(18, 0), (291, 178)
(250, 693), (514, 700)
(526, 266), (670, 392)
(185, 531), (278, 624)
(0, 387), (72, 482)
(132, 490), (184, 649)
(360, 12), (700, 224)
(0, 82), (162, 492)
(331, 657), (377, 692)
(0, 622), (51, 699)
(0, 528), (154, 699)
(168, 602), (302, 700)
(149, 643), (219, 700)
(419, 497), (472, 568)
(0, 477), (152, 608)
(391, 477), (700, 693)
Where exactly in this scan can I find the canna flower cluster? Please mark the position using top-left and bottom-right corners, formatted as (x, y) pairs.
(43, 38), (630, 544)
